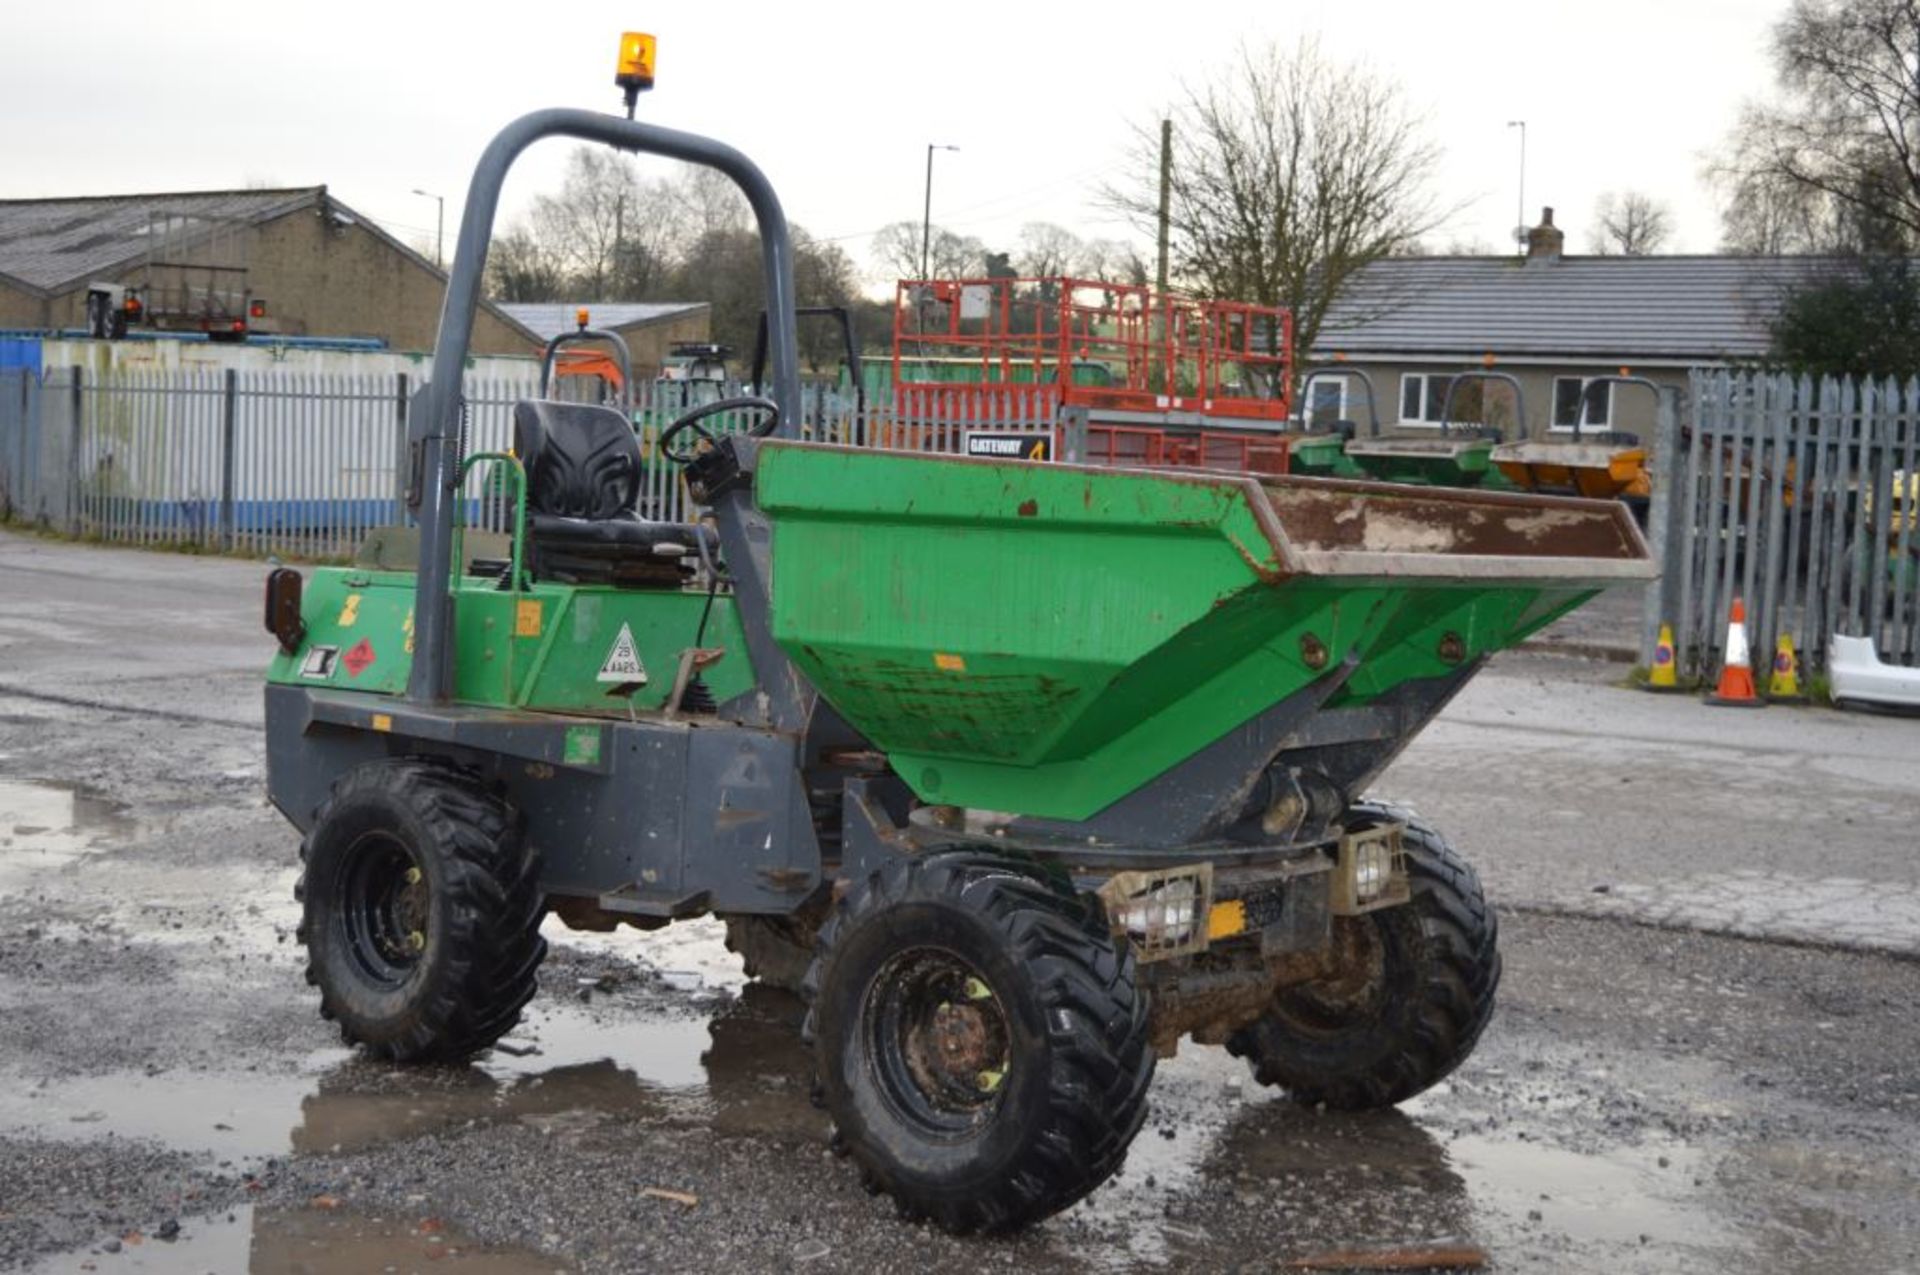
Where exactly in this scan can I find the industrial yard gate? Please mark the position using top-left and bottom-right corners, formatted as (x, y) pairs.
(1653, 370), (1919, 678)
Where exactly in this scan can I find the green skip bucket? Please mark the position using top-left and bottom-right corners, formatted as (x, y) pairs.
(755, 443), (1652, 820)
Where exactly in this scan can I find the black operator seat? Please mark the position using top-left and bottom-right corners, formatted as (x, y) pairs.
(511, 399), (716, 586)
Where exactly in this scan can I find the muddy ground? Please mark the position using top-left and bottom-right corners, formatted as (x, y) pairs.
(1, 533), (1917, 1273)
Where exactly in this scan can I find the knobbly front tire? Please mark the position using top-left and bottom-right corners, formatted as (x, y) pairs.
(803, 851), (1154, 1233)
(295, 758), (547, 1063)
(1227, 802), (1499, 1110)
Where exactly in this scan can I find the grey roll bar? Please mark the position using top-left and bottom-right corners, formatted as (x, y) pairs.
(1296, 364), (1380, 437)
(1438, 370), (1527, 442)
(538, 324), (635, 409)
(1569, 373), (1666, 444)
(405, 108), (802, 703)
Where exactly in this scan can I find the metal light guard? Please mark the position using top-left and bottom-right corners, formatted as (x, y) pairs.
(1330, 824), (1411, 916)
(1098, 863), (1215, 963)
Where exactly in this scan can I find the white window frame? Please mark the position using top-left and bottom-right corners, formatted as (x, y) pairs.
(1397, 372), (1457, 427)
(1551, 376), (1614, 433)
(1304, 374), (1349, 425)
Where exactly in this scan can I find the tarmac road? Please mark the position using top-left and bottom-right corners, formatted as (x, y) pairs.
(1, 530), (1916, 1273)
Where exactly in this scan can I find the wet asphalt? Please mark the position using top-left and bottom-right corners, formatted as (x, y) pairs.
(0, 531), (1917, 1273)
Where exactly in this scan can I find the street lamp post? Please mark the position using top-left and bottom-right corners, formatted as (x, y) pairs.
(412, 188), (445, 270)
(921, 143), (959, 280)
(1505, 121), (1526, 251)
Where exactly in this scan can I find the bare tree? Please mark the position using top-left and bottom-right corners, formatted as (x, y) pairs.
(1104, 38), (1445, 361)
(1711, 0), (1920, 252)
(1016, 222), (1083, 277)
(1714, 158), (1833, 253)
(1588, 191), (1673, 255)
(1074, 238), (1149, 283)
(674, 166), (750, 243)
(483, 152), (870, 360)
(869, 221), (987, 281)
(484, 225), (566, 302)
(526, 149), (642, 298)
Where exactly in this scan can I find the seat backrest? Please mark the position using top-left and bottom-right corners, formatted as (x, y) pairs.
(512, 400), (641, 521)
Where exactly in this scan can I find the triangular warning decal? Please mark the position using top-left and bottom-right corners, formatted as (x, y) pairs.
(597, 622), (648, 685)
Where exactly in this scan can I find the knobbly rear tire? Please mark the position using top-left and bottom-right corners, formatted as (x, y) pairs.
(722, 894), (832, 993)
(1227, 802), (1499, 1110)
(295, 758), (546, 1063)
(803, 851), (1154, 1233)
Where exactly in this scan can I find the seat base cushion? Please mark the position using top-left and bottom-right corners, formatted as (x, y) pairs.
(527, 515), (718, 588)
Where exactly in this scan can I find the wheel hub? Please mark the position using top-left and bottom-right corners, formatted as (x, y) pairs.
(870, 952), (1012, 1129)
(339, 833), (430, 985)
(921, 999), (1001, 1086)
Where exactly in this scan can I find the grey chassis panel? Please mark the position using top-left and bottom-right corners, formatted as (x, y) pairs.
(264, 685), (821, 916)
(1008, 656), (1358, 849)
(1007, 659), (1480, 853)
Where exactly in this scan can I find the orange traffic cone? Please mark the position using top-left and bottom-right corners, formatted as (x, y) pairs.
(1706, 598), (1763, 707)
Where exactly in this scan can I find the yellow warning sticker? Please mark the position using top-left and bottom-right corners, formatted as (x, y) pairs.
(514, 599), (543, 637)
(933, 652), (967, 672)
(337, 593), (362, 626)
(1206, 899), (1247, 941)
(370, 713), (393, 733)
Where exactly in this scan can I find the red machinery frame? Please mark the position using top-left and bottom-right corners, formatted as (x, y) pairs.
(1080, 423), (1292, 476)
(891, 277), (1294, 423)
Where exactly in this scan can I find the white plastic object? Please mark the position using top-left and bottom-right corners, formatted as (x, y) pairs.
(1829, 634), (1920, 709)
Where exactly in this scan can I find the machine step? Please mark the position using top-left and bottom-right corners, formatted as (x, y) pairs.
(597, 885), (712, 918)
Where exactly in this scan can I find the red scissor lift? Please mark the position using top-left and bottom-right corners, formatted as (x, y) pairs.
(890, 277), (1295, 474)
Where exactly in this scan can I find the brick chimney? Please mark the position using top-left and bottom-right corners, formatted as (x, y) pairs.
(1526, 206), (1563, 263)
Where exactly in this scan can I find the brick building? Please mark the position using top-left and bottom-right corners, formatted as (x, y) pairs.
(0, 186), (538, 355)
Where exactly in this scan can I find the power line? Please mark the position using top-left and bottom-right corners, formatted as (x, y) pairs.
(813, 162), (1114, 247)
(937, 162), (1110, 221)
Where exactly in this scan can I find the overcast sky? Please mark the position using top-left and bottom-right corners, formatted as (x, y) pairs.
(1, 1), (1785, 292)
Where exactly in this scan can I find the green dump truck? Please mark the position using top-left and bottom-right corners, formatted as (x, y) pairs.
(260, 54), (1655, 1237)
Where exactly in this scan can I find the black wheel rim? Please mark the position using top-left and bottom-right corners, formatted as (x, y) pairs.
(336, 831), (429, 988)
(864, 948), (1012, 1137)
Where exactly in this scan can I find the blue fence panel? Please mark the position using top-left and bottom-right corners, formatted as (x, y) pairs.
(0, 338), (41, 374)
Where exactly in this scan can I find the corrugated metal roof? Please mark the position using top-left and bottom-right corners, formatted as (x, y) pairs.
(1314, 255), (1848, 361)
(500, 302), (709, 341)
(0, 188), (323, 296)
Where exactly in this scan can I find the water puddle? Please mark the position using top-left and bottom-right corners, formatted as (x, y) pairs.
(0, 1053), (347, 1162)
(1070, 1049), (1251, 1266)
(27, 1203), (566, 1274)
(1445, 1131), (1720, 1249)
(540, 916), (748, 993)
(0, 985), (822, 1163)
(0, 778), (137, 889)
(1069, 1045), (1728, 1269)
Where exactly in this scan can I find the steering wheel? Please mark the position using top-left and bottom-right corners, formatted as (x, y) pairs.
(659, 395), (782, 464)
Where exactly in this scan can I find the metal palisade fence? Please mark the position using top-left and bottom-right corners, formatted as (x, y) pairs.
(1658, 370), (1919, 679)
(0, 365), (1056, 560)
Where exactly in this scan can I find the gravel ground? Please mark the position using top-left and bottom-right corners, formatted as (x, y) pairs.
(2, 689), (1916, 1274)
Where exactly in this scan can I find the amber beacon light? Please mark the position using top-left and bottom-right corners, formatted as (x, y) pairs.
(616, 32), (657, 116)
